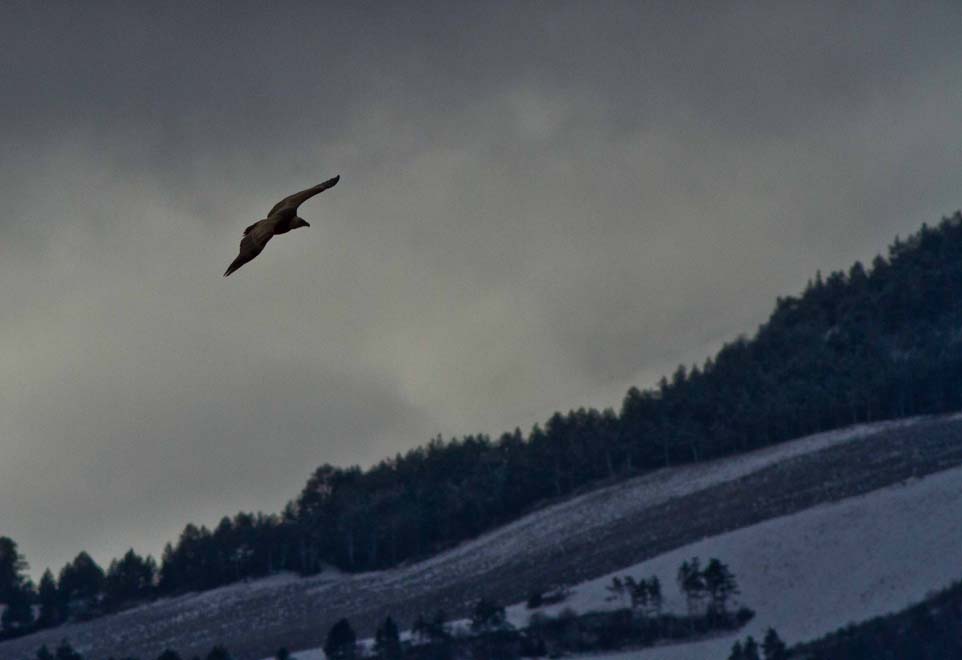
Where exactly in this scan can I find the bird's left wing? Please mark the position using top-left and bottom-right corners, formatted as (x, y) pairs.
(267, 175), (340, 217)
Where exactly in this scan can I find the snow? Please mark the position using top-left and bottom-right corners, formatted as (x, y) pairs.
(265, 416), (962, 660)
(322, 417), (924, 598)
(276, 651), (326, 660)
(3, 415), (949, 660)
(549, 464), (962, 659)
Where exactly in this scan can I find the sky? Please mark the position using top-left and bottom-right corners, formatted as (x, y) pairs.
(2, 1), (962, 580)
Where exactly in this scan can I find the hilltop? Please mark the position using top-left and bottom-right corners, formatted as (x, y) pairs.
(2, 414), (962, 659)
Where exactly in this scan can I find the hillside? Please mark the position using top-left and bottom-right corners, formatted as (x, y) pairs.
(6, 215), (962, 653)
(3, 414), (962, 659)
(787, 578), (962, 659)
(549, 436), (962, 660)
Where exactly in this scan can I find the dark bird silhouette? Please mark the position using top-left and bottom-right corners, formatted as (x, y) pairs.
(224, 175), (340, 277)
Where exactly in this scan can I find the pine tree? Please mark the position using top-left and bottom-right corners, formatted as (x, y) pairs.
(762, 628), (787, 660)
(156, 650), (183, 660)
(677, 557), (705, 616)
(728, 640), (744, 660)
(35, 645), (55, 660)
(54, 639), (84, 660)
(625, 576), (649, 614)
(37, 569), (65, 628)
(104, 549), (156, 609)
(273, 648), (290, 660)
(1, 581), (35, 631)
(374, 616), (403, 659)
(471, 597), (508, 632)
(206, 646), (231, 660)
(324, 618), (357, 659)
(58, 552), (105, 605)
(0, 536), (29, 602)
(702, 558), (739, 616)
(743, 635), (760, 660)
(606, 576), (626, 606)
(647, 576), (663, 616)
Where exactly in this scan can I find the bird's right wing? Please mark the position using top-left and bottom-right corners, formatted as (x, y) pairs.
(224, 222), (274, 277)
(267, 175), (340, 217)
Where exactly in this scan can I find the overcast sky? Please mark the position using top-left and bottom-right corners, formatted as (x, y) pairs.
(3, 1), (962, 580)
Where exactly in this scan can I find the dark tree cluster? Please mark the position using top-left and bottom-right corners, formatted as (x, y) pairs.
(677, 557), (739, 619)
(365, 591), (751, 660)
(788, 577), (962, 660)
(32, 640), (235, 660)
(606, 574), (663, 617)
(0, 536), (34, 634)
(728, 628), (787, 660)
(1, 540), (157, 640)
(8, 214), (962, 629)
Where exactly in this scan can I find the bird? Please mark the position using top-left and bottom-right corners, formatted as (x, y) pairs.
(223, 175), (340, 277)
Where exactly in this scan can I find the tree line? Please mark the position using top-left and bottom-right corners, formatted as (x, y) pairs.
(5, 213), (962, 633)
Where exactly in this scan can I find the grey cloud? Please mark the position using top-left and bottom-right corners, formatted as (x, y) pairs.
(2, 1), (962, 578)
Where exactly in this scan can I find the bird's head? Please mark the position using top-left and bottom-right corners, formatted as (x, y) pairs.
(293, 216), (311, 229)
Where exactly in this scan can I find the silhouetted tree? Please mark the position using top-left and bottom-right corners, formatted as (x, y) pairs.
(0, 537), (29, 602)
(606, 576), (627, 607)
(1, 581), (35, 632)
(54, 639), (84, 660)
(471, 597), (508, 633)
(703, 558), (739, 615)
(58, 552), (105, 608)
(762, 628), (787, 660)
(728, 640), (744, 660)
(206, 646), (231, 660)
(677, 558), (705, 616)
(647, 576), (663, 616)
(104, 549), (156, 609)
(37, 569), (65, 628)
(325, 618), (357, 659)
(374, 616), (402, 659)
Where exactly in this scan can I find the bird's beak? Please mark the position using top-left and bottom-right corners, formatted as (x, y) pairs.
(304, 221), (311, 227)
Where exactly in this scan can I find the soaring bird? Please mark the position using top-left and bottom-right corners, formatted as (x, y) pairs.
(224, 175), (340, 277)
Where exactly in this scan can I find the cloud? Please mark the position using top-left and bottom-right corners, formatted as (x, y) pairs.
(2, 1), (962, 578)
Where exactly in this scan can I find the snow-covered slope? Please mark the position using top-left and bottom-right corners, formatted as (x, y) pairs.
(283, 458), (962, 660)
(550, 464), (962, 658)
(4, 415), (962, 660)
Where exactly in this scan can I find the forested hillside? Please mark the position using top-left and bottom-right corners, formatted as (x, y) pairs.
(5, 213), (962, 638)
(785, 579), (962, 660)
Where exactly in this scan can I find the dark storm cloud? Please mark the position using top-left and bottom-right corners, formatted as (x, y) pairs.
(2, 1), (962, 578)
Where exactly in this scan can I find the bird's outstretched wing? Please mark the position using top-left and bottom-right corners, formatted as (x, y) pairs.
(267, 175), (340, 217)
(224, 220), (274, 277)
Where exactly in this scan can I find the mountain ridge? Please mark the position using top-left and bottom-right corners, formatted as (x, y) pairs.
(3, 413), (962, 659)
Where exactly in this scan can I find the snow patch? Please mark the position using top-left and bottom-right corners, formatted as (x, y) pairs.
(557, 465), (962, 659)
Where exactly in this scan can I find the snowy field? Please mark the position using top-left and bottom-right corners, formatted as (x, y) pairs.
(268, 417), (962, 660)
(329, 416), (925, 595)
(5, 415), (961, 660)
(536, 463), (962, 659)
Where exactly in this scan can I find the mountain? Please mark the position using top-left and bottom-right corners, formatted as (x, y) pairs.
(54, 211), (962, 609)
(152, 211), (962, 591)
(2, 414), (962, 659)
(6, 214), (962, 658)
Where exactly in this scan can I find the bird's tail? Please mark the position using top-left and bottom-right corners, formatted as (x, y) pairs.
(224, 257), (244, 277)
